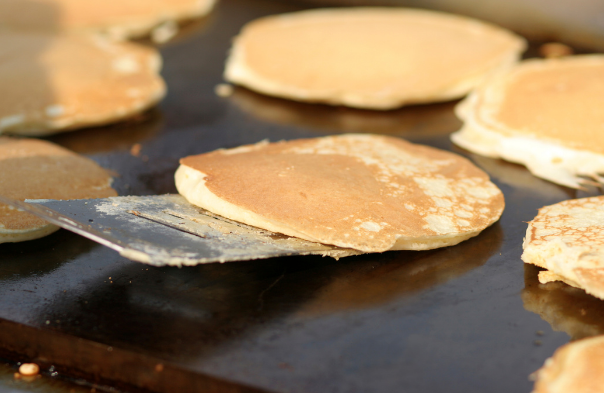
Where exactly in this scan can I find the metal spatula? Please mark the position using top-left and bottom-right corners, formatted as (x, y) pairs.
(0, 195), (360, 266)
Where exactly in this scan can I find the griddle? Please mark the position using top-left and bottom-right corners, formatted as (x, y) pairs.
(2, 0), (604, 392)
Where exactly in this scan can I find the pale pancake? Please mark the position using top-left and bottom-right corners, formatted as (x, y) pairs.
(0, 0), (216, 41)
(0, 137), (117, 243)
(532, 335), (604, 393)
(175, 134), (504, 253)
(522, 196), (604, 300)
(0, 32), (165, 136)
(452, 55), (604, 189)
(224, 8), (526, 110)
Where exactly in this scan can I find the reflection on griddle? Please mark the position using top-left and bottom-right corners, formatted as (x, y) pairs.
(31, 224), (502, 361)
(26, 256), (344, 360)
(229, 87), (462, 137)
(522, 263), (604, 340)
(0, 230), (97, 281)
(295, 223), (503, 317)
(46, 109), (163, 155)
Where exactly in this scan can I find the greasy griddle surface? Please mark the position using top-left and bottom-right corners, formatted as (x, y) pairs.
(0, 0), (601, 392)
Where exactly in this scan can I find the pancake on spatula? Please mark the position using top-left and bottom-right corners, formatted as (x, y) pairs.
(532, 335), (604, 393)
(452, 55), (604, 189)
(224, 8), (526, 110)
(0, 32), (165, 136)
(175, 134), (504, 253)
(0, 137), (117, 243)
(522, 196), (604, 300)
(0, 0), (216, 41)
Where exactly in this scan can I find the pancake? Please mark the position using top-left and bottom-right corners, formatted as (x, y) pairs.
(532, 335), (604, 393)
(452, 55), (604, 189)
(0, 0), (216, 41)
(175, 134), (504, 253)
(0, 32), (165, 136)
(522, 196), (604, 300)
(0, 137), (117, 243)
(224, 8), (526, 110)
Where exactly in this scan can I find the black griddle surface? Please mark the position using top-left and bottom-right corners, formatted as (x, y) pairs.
(2, 0), (603, 392)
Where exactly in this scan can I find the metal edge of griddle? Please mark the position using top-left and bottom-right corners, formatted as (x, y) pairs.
(0, 317), (272, 393)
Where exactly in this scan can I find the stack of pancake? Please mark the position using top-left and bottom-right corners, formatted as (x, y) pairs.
(452, 55), (604, 189)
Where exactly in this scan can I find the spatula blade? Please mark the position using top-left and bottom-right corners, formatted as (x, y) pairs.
(0, 195), (359, 266)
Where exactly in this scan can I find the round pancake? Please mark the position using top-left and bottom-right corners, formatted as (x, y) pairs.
(175, 134), (504, 253)
(224, 8), (526, 110)
(0, 32), (165, 136)
(0, 0), (216, 41)
(532, 335), (604, 393)
(452, 55), (604, 189)
(522, 196), (604, 300)
(0, 137), (117, 243)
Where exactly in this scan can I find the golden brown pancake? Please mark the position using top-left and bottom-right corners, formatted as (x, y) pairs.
(0, 137), (117, 243)
(224, 8), (526, 110)
(0, 0), (216, 41)
(175, 134), (504, 253)
(522, 196), (604, 300)
(0, 32), (165, 136)
(532, 335), (604, 393)
(452, 55), (604, 189)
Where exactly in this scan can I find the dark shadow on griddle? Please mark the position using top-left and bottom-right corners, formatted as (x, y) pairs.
(522, 263), (604, 341)
(0, 230), (98, 280)
(228, 86), (462, 137)
(295, 223), (503, 317)
(30, 223), (502, 362)
(47, 109), (164, 155)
